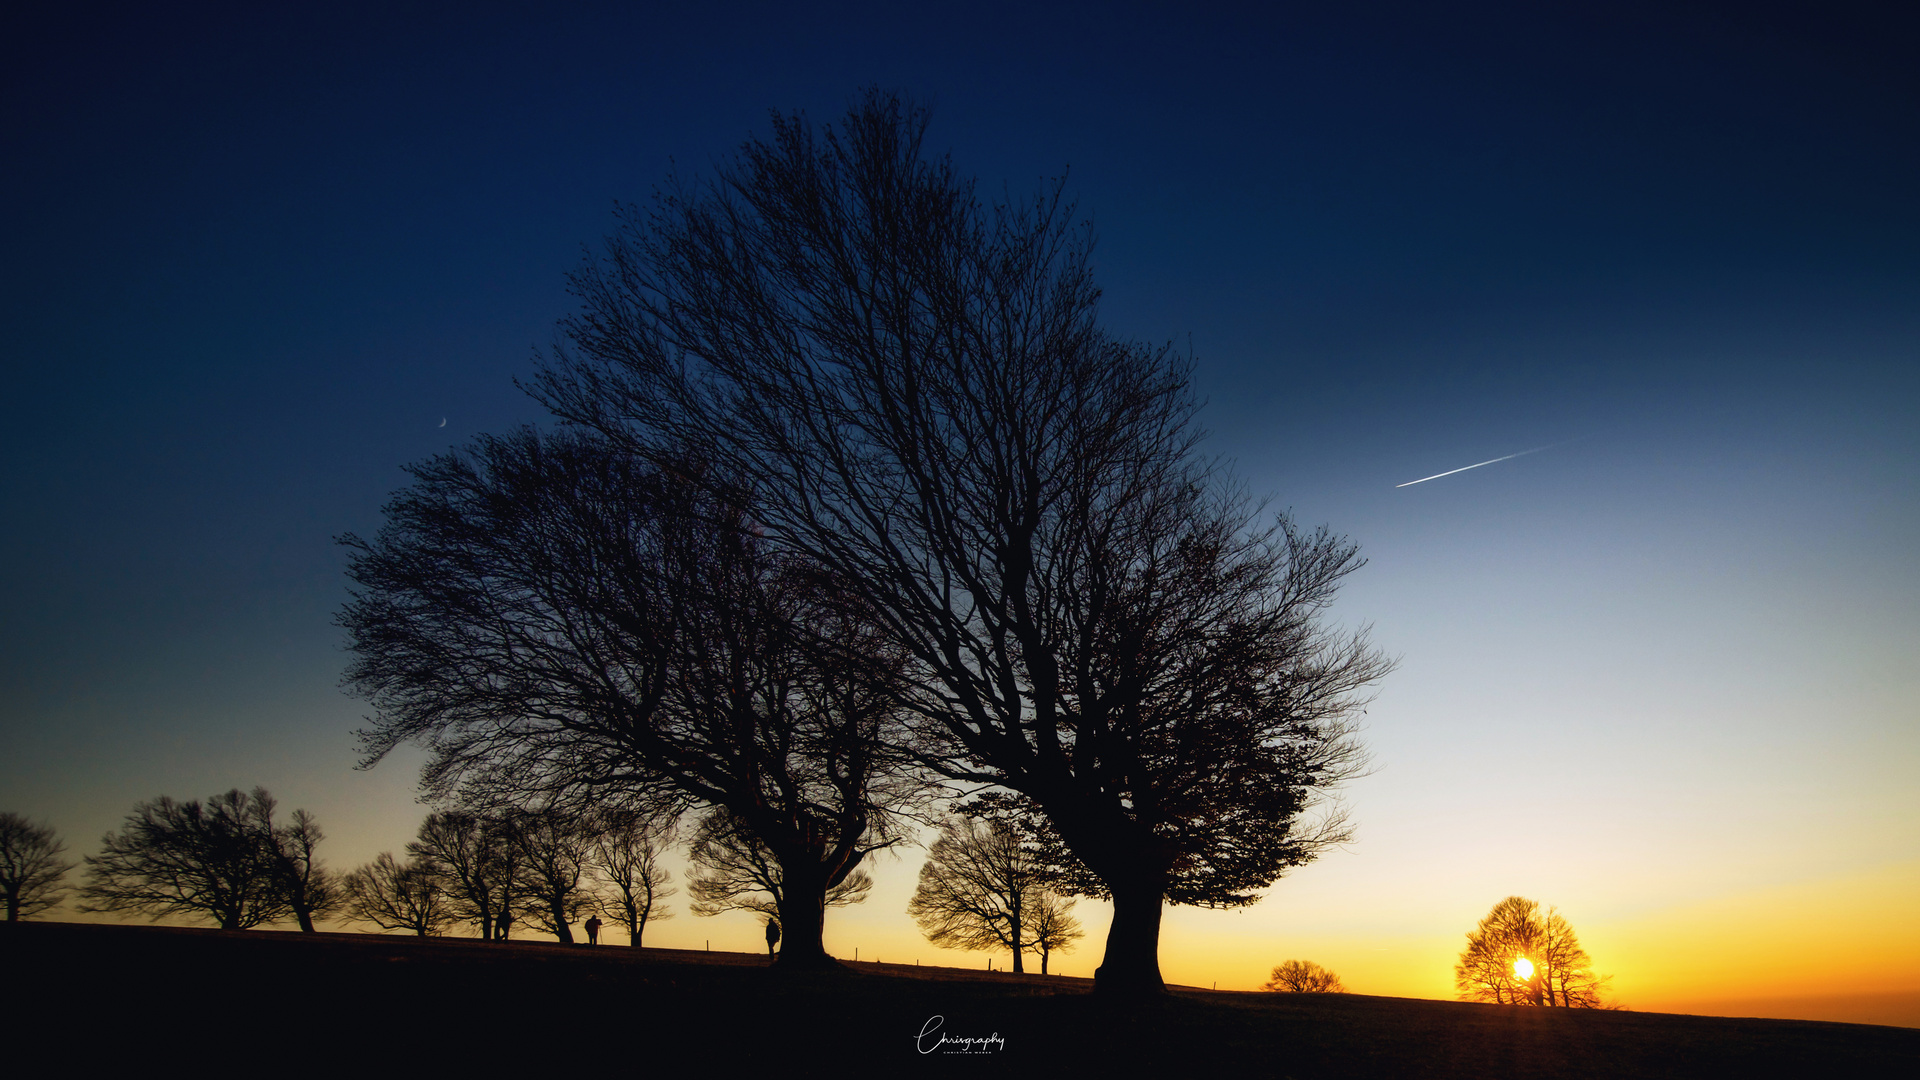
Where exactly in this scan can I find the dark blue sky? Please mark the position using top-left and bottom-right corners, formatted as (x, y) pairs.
(3, 1), (1915, 1005)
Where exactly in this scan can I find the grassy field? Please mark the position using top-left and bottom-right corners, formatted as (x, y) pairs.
(7, 922), (1913, 1076)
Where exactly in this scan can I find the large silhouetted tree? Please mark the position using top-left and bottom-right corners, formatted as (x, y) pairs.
(341, 431), (921, 966)
(531, 89), (1391, 993)
(79, 788), (290, 930)
(0, 813), (75, 921)
(1455, 896), (1606, 1007)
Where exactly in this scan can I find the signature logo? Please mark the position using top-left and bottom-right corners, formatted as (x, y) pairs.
(916, 1015), (1005, 1055)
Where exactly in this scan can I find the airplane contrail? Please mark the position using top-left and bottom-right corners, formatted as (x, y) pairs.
(1395, 443), (1562, 488)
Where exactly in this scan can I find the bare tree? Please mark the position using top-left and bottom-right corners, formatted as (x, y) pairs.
(407, 811), (522, 940)
(343, 853), (455, 936)
(1026, 890), (1082, 976)
(509, 805), (594, 944)
(588, 807), (676, 946)
(532, 89), (1391, 993)
(264, 803), (341, 932)
(0, 813), (75, 921)
(1455, 896), (1607, 1007)
(79, 788), (288, 930)
(341, 431), (923, 967)
(686, 810), (871, 922)
(906, 816), (1044, 972)
(1263, 959), (1346, 993)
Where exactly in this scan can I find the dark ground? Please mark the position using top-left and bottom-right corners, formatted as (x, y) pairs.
(6, 922), (1913, 1076)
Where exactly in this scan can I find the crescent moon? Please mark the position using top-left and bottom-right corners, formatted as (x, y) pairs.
(439, 417), (447, 428)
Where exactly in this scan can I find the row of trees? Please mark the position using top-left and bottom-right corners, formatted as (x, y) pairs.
(346, 806), (677, 944)
(75, 788), (335, 931)
(337, 89), (1391, 994)
(13, 792), (1068, 973)
(16, 804), (1610, 1004)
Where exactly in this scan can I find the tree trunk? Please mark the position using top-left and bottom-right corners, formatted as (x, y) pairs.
(294, 908), (316, 932)
(1093, 881), (1166, 994)
(1009, 895), (1025, 973)
(772, 871), (834, 970)
(550, 899), (575, 944)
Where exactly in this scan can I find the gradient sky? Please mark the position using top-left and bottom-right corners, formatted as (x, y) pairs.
(4, 1), (1915, 1026)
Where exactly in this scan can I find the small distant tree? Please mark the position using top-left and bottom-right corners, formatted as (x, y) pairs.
(1, 813), (75, 921)
(907, 815), (1059, 973)
(343, 853), (455, 936)
(1027, 890), (1084, 976)
(79, 788), (288, 930)
(1455, 896), (1606, 1007)
(686, 811), (871, 921)
(588, 807), (676, 946)
(1263, 959), (1345, 993)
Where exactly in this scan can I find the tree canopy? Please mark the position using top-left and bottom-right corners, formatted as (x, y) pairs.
(906, 814), (1079, 974)
(343, 852), (456, 936)
(341, 429), (923, 965)
(1263, 959), (1346, 993)
(78, 788), (322, 931)
(0, 813), (74, 922)
(1455, 896), (1607, 1007)
(532, 88), (1390, 992)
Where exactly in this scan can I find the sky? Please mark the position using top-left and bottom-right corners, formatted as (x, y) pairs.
(3, 0), (1916, 1026)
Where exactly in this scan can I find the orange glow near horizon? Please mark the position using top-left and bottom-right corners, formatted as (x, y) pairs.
(1138, 857), (1920, 1028)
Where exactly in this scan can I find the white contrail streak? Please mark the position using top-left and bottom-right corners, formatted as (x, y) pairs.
(1395, 443), (1560, 488)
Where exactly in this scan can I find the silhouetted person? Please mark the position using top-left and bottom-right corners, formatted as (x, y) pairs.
(584, 915), (602, 945)
(765, 918), (780, 959)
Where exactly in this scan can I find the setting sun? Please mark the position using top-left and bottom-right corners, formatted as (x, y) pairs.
(1513, 957), (1535, 981)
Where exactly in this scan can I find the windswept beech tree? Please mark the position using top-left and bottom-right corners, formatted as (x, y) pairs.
(343, 853), (455, 936)
(588, 807), (676, 946)
(0, 813), (75, 922)
(532, 90), (1390, 993)
(509, 804), (595, 944)
(264, 802), (341, 932)
(341, 431), (922, 966)
(80, 788), (291, 930)
(1025, 891), (1083, 976)
(907, 815), (1057, 973)
(407, 811), (522, 941)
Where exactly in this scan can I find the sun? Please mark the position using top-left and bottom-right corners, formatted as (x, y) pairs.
(1513, 957), (1535, 981)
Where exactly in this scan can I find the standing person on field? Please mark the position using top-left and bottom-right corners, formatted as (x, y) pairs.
(583, 914), (602, 945)
(765, 918), (780, 959)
